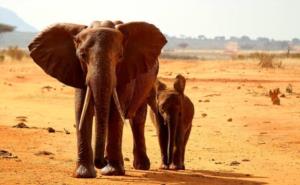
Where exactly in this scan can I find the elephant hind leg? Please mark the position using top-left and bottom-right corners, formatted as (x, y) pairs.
(130, 103), (150, 170)
(170, 124), (192, 170)
(183, 125), (192, 161)
(172, 124), (192, 170)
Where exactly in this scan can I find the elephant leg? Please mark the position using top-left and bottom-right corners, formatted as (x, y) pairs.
(157, 121), (169, 169)
(182, 126), (192, 168)
(73, 88), (96, 178)
(101, 100), (125, 176)
(170, 128), (185, 170)
(130, 103), (150, 170)
(170, 126), (191, 170)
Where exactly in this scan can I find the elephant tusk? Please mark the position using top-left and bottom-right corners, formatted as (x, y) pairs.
(112, 88), (128, 125)
(79, 87), (91, 131)
(167, 121), (171, 165)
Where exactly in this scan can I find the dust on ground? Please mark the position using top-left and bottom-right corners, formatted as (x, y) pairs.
(0, 58), (300, 185)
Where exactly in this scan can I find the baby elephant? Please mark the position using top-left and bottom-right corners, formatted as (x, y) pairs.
(149, 74), (194, 170)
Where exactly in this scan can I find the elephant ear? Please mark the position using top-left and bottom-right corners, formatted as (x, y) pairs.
(116, 22), (167, 84)
(28, 23), (87, 88)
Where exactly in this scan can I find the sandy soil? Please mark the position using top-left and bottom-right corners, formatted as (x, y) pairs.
(0, 58), (300, 185)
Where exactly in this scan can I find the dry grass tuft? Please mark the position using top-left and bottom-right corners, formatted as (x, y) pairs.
(0, 46), (29, 61)
(258, 53), (276, 68)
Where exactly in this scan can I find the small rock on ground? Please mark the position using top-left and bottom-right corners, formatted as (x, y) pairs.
(47, 127), (55, 133)
(64, 128), (70, 135)
(0, 149), (18, 159)
(201, 113), (207, 117)
(34, 151), (54, 156)
(13, 122), (29, 128)
(230, 161), (240, 166)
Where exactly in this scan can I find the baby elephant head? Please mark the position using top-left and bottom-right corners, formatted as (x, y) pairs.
(157, 74), (186, 119)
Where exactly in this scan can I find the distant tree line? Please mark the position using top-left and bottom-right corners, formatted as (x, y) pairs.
(0, 23), (15, 33)
(165, 34), (300, 51)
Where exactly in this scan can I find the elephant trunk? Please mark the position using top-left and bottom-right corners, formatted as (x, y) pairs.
(166, 117), (176, 165)
(88, 59), (114, 169)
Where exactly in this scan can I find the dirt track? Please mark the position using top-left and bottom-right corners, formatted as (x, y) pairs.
(0, 59), (300, 185)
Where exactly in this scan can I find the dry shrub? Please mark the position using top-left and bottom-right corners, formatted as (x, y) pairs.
(237, 52), (300, 60)
(0, 46), (29, 61)
(6, 46), (28, 60)
(159, 52), (198, 60)
(0, 55), (4, 62)
(258, 53), (275, 68)
(269, 88), (280, 105)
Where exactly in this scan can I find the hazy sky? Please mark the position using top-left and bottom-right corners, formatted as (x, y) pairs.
(0, 0), (299, 40)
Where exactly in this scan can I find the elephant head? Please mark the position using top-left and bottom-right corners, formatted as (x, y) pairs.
(28, 21), (167, 168)
(156, 74), (186, 165)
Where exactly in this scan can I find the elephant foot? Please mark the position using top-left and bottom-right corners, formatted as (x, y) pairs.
(101, 163), (125, 176)
(169, 163), (185, 170)
(73, 163), (96, 178)
(133, 153), (150, 170)
(94, 158), (107, 169)
(159, 163), (169, 170)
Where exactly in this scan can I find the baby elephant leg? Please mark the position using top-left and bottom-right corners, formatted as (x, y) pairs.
(170, 125), (191, 170)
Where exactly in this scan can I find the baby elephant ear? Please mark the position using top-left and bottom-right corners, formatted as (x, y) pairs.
(174, 74), (186, 94)
(28, 23), (87, 88)
(156, 80), (167, 91)
(116, 22), (167, 84)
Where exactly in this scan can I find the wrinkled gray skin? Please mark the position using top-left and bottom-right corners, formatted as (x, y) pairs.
(149, 74), (194, 170)
(28, 20), (167, 178)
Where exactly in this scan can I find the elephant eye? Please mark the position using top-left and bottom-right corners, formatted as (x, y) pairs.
(117, 48), (124, 62)
(77, 49), (88, 61)
(119, 52), (123, 60)
(81, 52), (87, 60)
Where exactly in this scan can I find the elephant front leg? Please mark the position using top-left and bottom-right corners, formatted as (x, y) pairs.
(101, 102), (125, 176)
(73, 88), (96, 178)
(130, 103), (150, 170)
(157, 123), (169, 169)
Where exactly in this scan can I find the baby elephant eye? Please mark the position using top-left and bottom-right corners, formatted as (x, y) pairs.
(77, 49), (87, 61)
(80, 52), (87, 60)
(117, 52), (124, 62)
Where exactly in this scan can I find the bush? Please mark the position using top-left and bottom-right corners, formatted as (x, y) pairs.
(0, 55), (4, 62)
(159, 52), (198, 60)
(258, 53), (275, 68)
(0, 46), (29, 61)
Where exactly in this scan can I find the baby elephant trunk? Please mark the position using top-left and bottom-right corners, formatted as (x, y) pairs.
(166, 117), (177, 165)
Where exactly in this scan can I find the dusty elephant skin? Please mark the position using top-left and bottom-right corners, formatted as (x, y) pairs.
(28, 20), (167, 178)
(149, 74), (194, 170)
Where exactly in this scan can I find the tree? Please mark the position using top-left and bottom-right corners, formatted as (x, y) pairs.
(198, 35), (206, 40)
(292, 38), (300, 44)
(0, 23), (15, 33)
(240, 35), (251, 42)
(214, 36), (225, 41)
(178, 42), (188, 49)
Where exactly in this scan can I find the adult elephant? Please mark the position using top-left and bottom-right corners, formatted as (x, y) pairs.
(28, 20), (167, 178)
